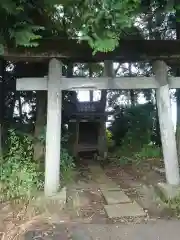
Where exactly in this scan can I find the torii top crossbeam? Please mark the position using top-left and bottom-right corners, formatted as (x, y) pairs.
(3, 38), (180, 63)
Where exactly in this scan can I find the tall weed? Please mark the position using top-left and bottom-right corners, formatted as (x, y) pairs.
(0, 129), (43, 201)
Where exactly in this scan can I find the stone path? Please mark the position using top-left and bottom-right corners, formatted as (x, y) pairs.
(25, 163), (180, 239)
(69, 220), (180, 240)
(66, 163), (108, 224)
(26, 220), (180, 240)
(88, 165), (146, 219)
(101, 189), (131, 204)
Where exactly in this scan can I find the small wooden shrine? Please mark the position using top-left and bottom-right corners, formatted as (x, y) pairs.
(68, 93), (108, 158)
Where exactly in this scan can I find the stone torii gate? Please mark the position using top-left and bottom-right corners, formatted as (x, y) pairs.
(17, 58), (180, 196)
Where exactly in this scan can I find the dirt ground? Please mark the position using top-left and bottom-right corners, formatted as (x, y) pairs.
(0, 158), (177, 239)
(103, 161), (170, 218)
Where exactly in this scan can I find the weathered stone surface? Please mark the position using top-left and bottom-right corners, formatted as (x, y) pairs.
(157, 182), (180, 199)
(45, 59), (62, 196)
(25, 225), (69, 240)
(99, 183), (120, 190)
(49, 187), (67, 203)
(153, 61), (180, 185)
(68, 220), (180, 240)
(104, 202), (146, 218)
(34, 187), (67, 209)
(101, 189), (131, 205)
(71, 191), (90, 209)
(70, 228), (92, 240)
(153, 167), (165, 174)
(89, 165), (113, 184)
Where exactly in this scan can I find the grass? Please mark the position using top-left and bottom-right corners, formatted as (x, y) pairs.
(0, 197), (67, 240)
(0, 202), (45, 240)
(163, 196), (180, 217)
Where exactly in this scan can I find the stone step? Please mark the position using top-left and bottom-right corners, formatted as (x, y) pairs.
(101, 189), (131, 205)
(99, 184), (121, 191)
(104, 202), (146, 218)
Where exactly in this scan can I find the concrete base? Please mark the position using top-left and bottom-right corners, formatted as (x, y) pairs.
(70, 190), (91, 209)
(157, 182), (180, 200)
(33, 187), (67, 210)
(153, 167), (165, 175)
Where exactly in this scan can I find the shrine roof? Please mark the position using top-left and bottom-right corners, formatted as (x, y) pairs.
(3, 38), (180, 63)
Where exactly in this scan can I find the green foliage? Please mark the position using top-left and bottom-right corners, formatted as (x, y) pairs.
(61, 148), (75, 184)
(77, 0), (141, 52)
(133, 144), (162, 165)
(0, 129), (43, 201)
(106, 129), (114, 149)
(113, 144), (162, 166)
(36, 125), (75, 184)
(0, 0), (180, 53)
(82, 32), (120, 54)
(111, 103), (157, 149)
(134, 144), (162, 160)
(0, 0), (141, 53)
(117, 155), (132, 165)
(9, 24), (44, 47)
(164, 195), (180, 216)
(0, 1), (47, 53)
(0, 127), (75, 200)
(110, 103), (162, 166)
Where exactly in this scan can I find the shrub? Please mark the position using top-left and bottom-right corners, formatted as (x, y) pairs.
(0, 129), (43, 201)
(37, 126), (75, 184)
(106, 129), (114, 149)
(133, 144), (162, 165)
(110, 103), (159, 148)
(109, 103), (162, 166)
(114, 144), (162, 166)
(0, 127), (75, 201)
(61, 148), (75, 184)
(134, 144), (162, 159)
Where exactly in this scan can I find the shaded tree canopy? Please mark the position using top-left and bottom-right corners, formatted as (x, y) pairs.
(0, 0), (179, 53)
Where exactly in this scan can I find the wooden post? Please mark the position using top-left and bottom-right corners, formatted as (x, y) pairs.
(153, 60), (180, 185)
(74, 120), (79, 158)
(89, 64), (93, 102)
(45, 58), (62, 196)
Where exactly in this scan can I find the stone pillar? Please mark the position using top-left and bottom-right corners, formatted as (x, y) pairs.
(153, 60), (180, 185)
(45, 58), (62, 196)
(98, 118), (107, 159)
(34, 91), (47, 161)
(0, 60), (4, 156)
(99, 60), (114, 159)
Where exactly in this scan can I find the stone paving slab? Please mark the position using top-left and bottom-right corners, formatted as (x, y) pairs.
(96, 175), (113, 184)
(70, 228), (92, 240)
(89, 165), (114, 185)
(99, 183), (121, 190)
(104, 202), (146, 218)
(25, 225), (69, 240)
(101, 189), (131, 205)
